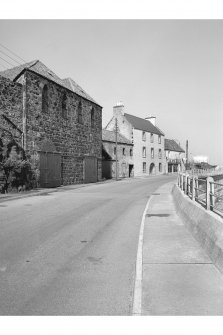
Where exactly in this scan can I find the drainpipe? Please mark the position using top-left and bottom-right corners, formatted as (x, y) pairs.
(22, 70), (27, 151)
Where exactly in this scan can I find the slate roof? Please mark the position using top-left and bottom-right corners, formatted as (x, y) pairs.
(165, 139), (185, 152)
(124, 113), (164, 136)
(0, 60), (100, 106)
(62, 77), (97, 105)
(102, 129), (132, 145)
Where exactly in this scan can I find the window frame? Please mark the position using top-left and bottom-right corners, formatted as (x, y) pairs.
(61, 93), (68, 120)
(91, 107), (95, 128)
(77, 101), (83, 124)
(42, 84), (48, 113)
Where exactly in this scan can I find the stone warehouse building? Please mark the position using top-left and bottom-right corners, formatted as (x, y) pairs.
(105, 103), (166, 176)
(0, 60), (102, 187)
(102, 129), (133, 179)
(165, 139), (185, 173)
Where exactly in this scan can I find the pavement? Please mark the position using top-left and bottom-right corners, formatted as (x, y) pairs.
(0, 179), (116, 203)
(141, 182), (223, 315)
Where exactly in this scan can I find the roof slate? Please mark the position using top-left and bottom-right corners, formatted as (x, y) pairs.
(62, 77), (98, 105)
(124, 113), (164, 136)
(0, 60), (100, 106)
(165, 139), (185, 152)
(102, 129), (132, 145)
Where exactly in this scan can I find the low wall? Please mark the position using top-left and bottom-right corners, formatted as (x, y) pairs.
(172, 184), (223, 274)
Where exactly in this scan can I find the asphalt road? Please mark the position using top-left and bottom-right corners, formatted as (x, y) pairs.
(0, 174), (176, 315)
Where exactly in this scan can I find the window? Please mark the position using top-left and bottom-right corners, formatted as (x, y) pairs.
(114, 147), (116, 155)
(151, 148), (154, 158)
(158, 149), (162, 159)
(77, 101), (83, 124)
(42, 85), (48, 113)
(150, 133), (154, 143)
(91, 107), (95, 128)
(159, 163), (162, 172)
(142, 131), (146, 141)
(130, 148), (133, 157)
(142, 146), (146, 158)
(62, 93), (67, 119)
(158, 135), (161, 144)
(123, 148), (125, 156)
(143, 162), (146, 173)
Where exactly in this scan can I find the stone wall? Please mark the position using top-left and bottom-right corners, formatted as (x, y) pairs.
(172, 184), (223, 274)
(0, 75), (23, 146)
(23, 70), (102, 185)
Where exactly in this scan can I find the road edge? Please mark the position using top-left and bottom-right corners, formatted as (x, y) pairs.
(132, 195), (153, 316)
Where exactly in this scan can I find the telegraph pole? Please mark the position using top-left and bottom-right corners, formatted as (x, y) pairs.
(115, 117), (118, 180)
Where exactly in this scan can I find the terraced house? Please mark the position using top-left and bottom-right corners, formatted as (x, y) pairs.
(105, 102), (166, 176)
(165, 139), (185, 173)
(0, 60), (102, 187)
(102, 129), (133, 179)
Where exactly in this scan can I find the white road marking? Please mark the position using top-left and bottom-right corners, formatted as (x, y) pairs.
(132, 195), (153, 316)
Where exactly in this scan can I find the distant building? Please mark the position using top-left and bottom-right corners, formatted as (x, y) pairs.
(102, 129), (133, 179)
(105, 103), (166, 176)
(0, 60), (102, 187)
(165, 139), (185, 173)
(193, 156), (208, 163)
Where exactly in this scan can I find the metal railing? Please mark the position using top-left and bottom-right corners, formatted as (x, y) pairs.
(178, 172), (223, 217)
(186, 167), (223, 177)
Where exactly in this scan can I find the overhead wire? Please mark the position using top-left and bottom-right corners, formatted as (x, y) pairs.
(0, 48), (22, 66)
(0, 43), (26, 63)
(0, 62), (8, 70)
(0, 55), (15, 67)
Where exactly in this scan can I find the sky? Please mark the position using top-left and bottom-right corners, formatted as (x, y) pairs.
(0, 19), (223, 165)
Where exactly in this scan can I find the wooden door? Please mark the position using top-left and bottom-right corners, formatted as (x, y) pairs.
(84, 156), (97, 183)
(39, 152), (61, 188)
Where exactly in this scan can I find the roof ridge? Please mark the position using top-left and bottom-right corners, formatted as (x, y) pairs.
(124, 112), (165, 136)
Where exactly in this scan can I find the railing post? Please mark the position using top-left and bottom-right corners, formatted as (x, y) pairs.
(180, 173), (183, 190)
(195, 177), (198, 201)
(185, 174), (189, 195)
(183, 174), (185, 193)
(184, 174), (188, 195)
(206, 177), (211, 210)
(209, 177), (215, 211)
(192, 176), (195, 201)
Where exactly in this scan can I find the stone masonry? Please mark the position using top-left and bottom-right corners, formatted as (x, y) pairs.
(0, 61), (103, 186)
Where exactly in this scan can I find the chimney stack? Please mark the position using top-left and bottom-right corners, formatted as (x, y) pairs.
(145, 115), (156, 126)
(113, 101), (124, 118)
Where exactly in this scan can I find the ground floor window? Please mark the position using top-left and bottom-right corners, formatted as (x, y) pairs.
(143, 162), (146, 173)
(159, 163), (162, 172)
